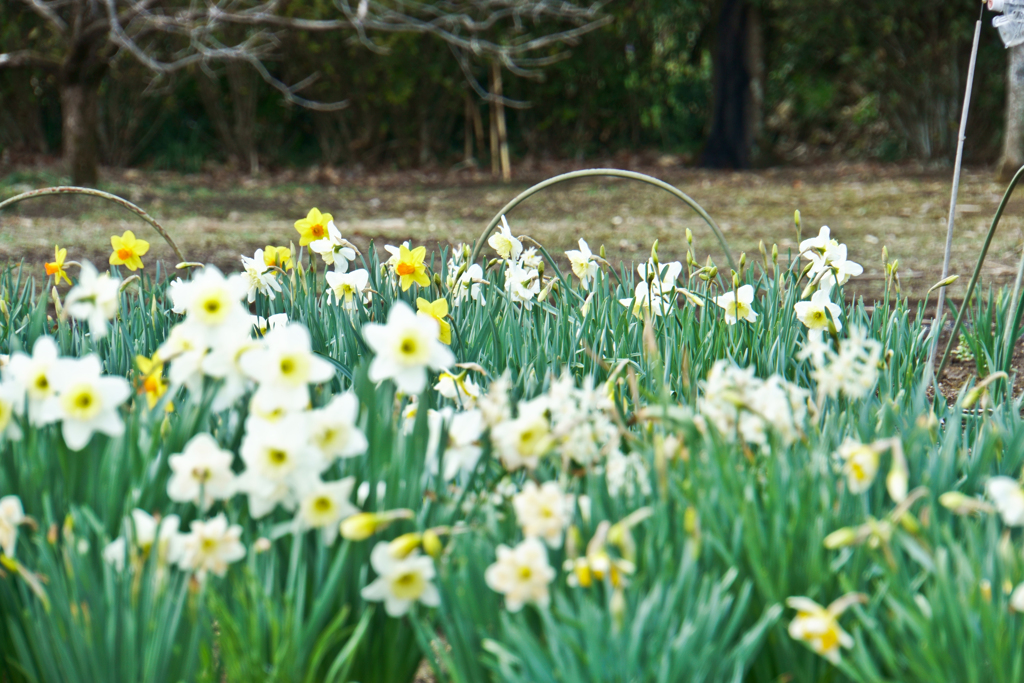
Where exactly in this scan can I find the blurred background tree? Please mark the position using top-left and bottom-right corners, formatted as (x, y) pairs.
(0, 0), (1012, 179)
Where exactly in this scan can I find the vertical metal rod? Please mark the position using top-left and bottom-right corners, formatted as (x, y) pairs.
(930, 18), (983, 368)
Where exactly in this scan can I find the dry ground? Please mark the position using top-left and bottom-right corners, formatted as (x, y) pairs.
(2, 160), (1023, 304)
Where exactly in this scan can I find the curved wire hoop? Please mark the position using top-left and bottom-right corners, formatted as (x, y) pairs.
(468, 168), (736, 270)
(0, 186), (186, 264)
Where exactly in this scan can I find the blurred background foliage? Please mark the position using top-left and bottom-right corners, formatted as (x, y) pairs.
(0, 0), (1008, 172)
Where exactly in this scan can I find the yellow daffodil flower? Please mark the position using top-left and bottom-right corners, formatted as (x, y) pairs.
(135, 354), (170, 410)
(45, 245), (72, 286)
(294, 208), (333, 246)
(109, 230), (150, 271)
(263, 245), (294, 271)
(395, 244), (430, 291)
(416, 297), (451, 344)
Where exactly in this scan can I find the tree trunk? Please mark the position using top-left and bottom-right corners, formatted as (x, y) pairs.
(1000, 44), (1024, 181)
(745, 4), (766, 165)
(60, 81), (100, 186)
(701, 0), (751, 169)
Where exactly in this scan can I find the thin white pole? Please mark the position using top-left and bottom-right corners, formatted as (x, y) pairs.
(930, 17), (984, 369)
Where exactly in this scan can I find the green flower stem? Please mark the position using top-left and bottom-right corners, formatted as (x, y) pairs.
(936, 164), (1024, 380)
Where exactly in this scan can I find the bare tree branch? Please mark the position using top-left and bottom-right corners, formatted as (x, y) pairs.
(0, 50), (62, 71)
(20, 0), (69, 34)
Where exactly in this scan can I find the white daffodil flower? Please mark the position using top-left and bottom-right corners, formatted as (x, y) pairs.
(837, 439), (880, 494)
(565, 239), (600, 289)
(309, 221), (357, 273)
(361, 541), (441, 617)
(488, 216), (523, 261)
(801, 226), (863, 286)
(1011, 583), (1024, 612)
(512, 481), (572, 549)
(167, 277), (190, 314)
(0, 380), (22, 441)
(0, 495), (25, 557)
(435, 371), (481, 407)
(65, 261), (120, 339)
(505, 261), (540, 309)
(636, 260), (683, 298)
(177, 514), (246, 579)
(485, 537), (556, 612)
(986, 476), (1024, 526)
(799, 225), (833, 254)
(786, 594), (864, 664)
(309, 392), (367, 460)
(426, 408), (484, 480)
(295, 476), (358, 545)
(38, 355), (130, 450)
(492, 397), (552, 471)
(326, 268), (371, 312)
(620, 281), (668, 319)
(794, 287), (843, 332)
(4, 335), (59, 425)
(363, 301), (455, 395)
(714, 284), (758, 324)
(817, 242), (863, 285)
(167, 433), (237, 509)
(479, 374), (512, 428)
(240, 323), (335, 406)
(170, 265), (251, 347)
(240, 250), (283, 303)
(452, 263), (485, 307)
(158, 322), (208, 395)
(103, 509), (184, 571)
(240, 413), (318, 483)
(201, 327), (259, 412)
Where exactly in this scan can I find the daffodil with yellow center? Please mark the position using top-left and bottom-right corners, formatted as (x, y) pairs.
(135, 354), (170, 410)
(714, 284), (758, 324)
(263, 245), (294, 271)
(294, 208), (333, 246)
(109, 230), (150, 271)
(394, 245), (430, 291)
(837, 439), (880, 494)
(786, 593), (866, 664)
(416, 297), (451, 344)
(62, 383), (103, 422)
(45, 245), (72, 286)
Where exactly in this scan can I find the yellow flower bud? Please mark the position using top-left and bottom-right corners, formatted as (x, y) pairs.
(340, 513), (380, 541)
(823, 527), (859, 549)
(389, 532), (423, 559)
(794, 209), (801, 228)
(685, 228), (693, 245)
(339, 509), (414, 541)
(422, 529), (444, 558)
(886, 466), (908, 504)
(683, 507), (699, 536)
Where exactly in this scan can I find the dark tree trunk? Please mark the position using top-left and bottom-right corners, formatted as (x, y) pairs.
(702, 0), (751, 169)
(60, 80), (100, 186)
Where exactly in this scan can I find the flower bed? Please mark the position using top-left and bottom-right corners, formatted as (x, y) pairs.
(0, 190), (1022, 683)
